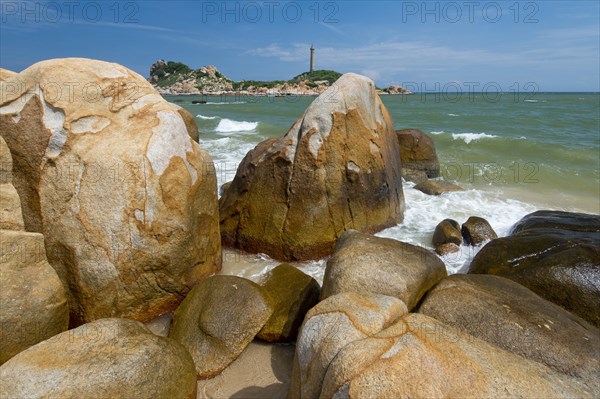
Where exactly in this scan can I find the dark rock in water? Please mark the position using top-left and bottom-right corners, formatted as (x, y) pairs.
(462, 216), (497, 245)
(169, 275), (273, 378)
(469, 210), (600, 327)
(414, 179), (463, 195)
(192, 100), (207, 104)
(435, 242), (460, 256)
(419, 274), (600, 388)
(321, 230), (447, 310)
(396, 128), (440, 182)
(257, 264), (320, 342)
(432, 219), (462, 247)
(0, 318), (198, 399)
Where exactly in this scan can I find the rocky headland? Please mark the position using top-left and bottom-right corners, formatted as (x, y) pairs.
(148, 59), (413, 96)
(0, 59), (598, 399)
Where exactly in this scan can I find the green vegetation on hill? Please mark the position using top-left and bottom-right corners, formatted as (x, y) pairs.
(289, 70), (343, 85)
(149, 60), (344, 91)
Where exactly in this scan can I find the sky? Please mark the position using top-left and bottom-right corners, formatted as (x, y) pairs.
(1, 0), (599, 91)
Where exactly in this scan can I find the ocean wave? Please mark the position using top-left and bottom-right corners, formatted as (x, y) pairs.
(430, 131), (445, 135)
(451, 132), (498, 144)
(215, 118), (259, 133)
(196, 114), (218, 120)
(447, 113), (460, 117)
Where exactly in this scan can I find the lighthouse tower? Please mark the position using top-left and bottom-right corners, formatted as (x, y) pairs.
(310, 45), (315, 73)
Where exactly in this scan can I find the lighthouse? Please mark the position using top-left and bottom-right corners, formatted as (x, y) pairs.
(310, 44), (315, 73)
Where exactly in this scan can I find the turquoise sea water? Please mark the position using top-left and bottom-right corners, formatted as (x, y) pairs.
(165, 92), (600, 278)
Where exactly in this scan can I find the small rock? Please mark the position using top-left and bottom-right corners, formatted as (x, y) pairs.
(435, 242), (461, 256)
(432, 218), (462, 247)
(462, 216), (497, 245)
(257, 264), (320, 342)
(414, 179), (464, 195)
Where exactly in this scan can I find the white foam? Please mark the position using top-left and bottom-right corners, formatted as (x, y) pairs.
(196, 114), (218, 120)
(451, 132), (497, 144)
(430, 131), (445, 135)
(215, 118), (258, 133)
(447, 113), (460, 117)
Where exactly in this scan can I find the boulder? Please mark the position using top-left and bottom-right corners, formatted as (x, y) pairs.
(0, 318), (197, 399)
(257, 264), (320, 343)
(435, 242), (460, 256)
(396, 128), (440, 181)
(469, 210), (600, 327)
(432, 218), (462, 247)
(0, 136), (24, 230)
(462, 216), (497, 245)
(414, 179), (464, 195)
(170, 103), (199, 142)
(0, 230), (69, 364)
(219, 180), (232, 196)
(401, 168), (428, 184)
(0, 58), (221, 325)
(169, 275), (273, 378)
(288, 292), (407, 399)
(220, 73), (404, 261)
(318, 313), (595, 399)
(419, 274), (600, 387)
(321, 230), (446, 310)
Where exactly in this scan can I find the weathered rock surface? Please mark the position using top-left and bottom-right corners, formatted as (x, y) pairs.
(462, 216), (497, 245)
(396, 128), (440, 182)
(169, 275), (273, 378)
(432, 218), (462, 247)
(0, 58), (221, 325)
(288, 292), (407, 399)
(419, 274), (600, 388)
(257, 264), (320, 343)
(0, 136), (24, 230)
(321, 230), (446, 310)
(170, 103), (199, 142)
(0, 68), (17, 81)
(414, 179), (464, 195)
(435, 242), (460, 256)
(469, 210), (600, 327)
(220, 73), (404, 261)
(318, 313), (595, 399)
(0, 230), (69, 364)
(0, 318), (197, 399)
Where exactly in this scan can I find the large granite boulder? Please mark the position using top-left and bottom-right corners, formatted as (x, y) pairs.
(170, 103), (200, 142)
(396, 128), (439, 182)
(0, 136), (24, 230)
(220, 73), (404, 261)
(0, 318), (197, 399)
(169, 275), (273, 378)
(320, 230), (446, 310)
(0, 58), (221, 325)
(0, 230), (69, 364)
(419, 274), (599, 387)
(317, 313), (595, 399)
(288, 292), (406, 399)
(257, 263), (320, 343)
(469, 210), (600, 327)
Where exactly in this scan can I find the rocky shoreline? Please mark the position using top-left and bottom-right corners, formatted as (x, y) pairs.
(0, 58), (598, 399)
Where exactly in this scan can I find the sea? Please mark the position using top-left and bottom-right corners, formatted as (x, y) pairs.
(164, 92), (600, 282)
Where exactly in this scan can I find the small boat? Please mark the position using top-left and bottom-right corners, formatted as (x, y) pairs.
(191, 100), (207, 104)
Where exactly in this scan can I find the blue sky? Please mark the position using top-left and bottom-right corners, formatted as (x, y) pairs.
(1, 0), (599, 91)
